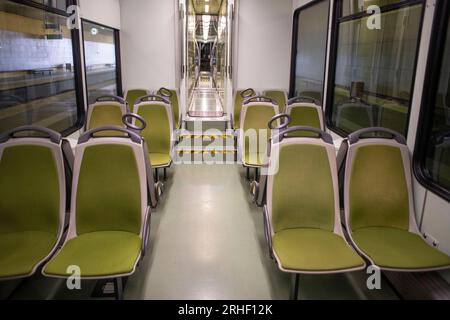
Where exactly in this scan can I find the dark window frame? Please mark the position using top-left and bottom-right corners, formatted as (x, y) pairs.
(81, 18), (122, 103)
(325, 0), (426, 138)
(288, 0), (331, 101)
(5, 0), (86, 136)
(413, 0), (450, 201)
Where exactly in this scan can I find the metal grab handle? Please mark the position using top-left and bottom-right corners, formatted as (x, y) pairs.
(122, 113), (147, 132)
(79, 126), (143, 144)
(348, 127), (406, 145)
(0, 125), (61, 144)
(268, 114), (291, 130)
(135, 94), (170, 106)
(241, 88), (256, 99)
(288, 96), (320, 106)
(158, 87), (173, 98)
(96, 95), (127, 105)
(273, 126), (334, 145)
(243, 95), (277, 106)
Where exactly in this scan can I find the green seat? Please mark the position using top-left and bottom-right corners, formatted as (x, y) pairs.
(352, 227), (450, 270)
(135, 95), (173, 169)
(263, 90), (287, 113)
(125, 89), (149, 112)
(286, 101), (324, 137)
(240, 98), (278, 168)
(233, 88), (256, 129)
(87, 102), (127, 136)
(273, 229), (364, 272)
(43, 128), (150, 294)
(43, 231), (141, 277)
(265, 128), (365, 299)
(0, 127), (66, 280)
(158, 88), (181, 129)
(345, 128), (450, 271)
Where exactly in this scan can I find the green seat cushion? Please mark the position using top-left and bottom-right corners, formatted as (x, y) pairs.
(126, 90), (148, 112)
(149, 152), (172, 167)
(76, 145), (142, 235)
(242, 105), (275, 161)
(265, 91), (286, 112)
(158, 89), (180, 128)
(0, 231), (56, 278)
(137, 104), (171, 160)
(288, 106), (322, 137)
(44, 231), (141, 278)
(273, 228), (364, 272)
(353, 227), (450, 270)
(88, 104), (124, 136)
(350, 145), (410, 231)
(234, 90), (256, 129)
(0, 145), (60, 235)
(244, 152), (266, 167)
(272, 144), (335, 232)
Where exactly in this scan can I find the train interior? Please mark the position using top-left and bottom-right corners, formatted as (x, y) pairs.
(0, 0), (450, 301)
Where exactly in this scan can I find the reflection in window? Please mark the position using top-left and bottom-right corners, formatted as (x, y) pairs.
(424, 15), (450, 192)
(330, 3), (423, 135)
(292, 0), (329, 103)
(30, 0), (67, 11)
(82, 21), (119, 105)
(341, 0), (400, 17)
(0, 0), (80, 134)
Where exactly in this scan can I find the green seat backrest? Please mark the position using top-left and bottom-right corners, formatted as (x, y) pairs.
(158, 89), (180, 128)
(234, 90), (256, 129)
(0, 145), (60, 235)
(137, 104), (171, 155)
(264, 91), (286, 113)
(378, 103), (408, 135)
(242, 104), (276, 157)
(288, 106), (322, 137)
(126, 89), (148, 113)
(272, 144), (335, 233)
(76, 144), (142, 235)
(88, 104), (124, 136)
(349, 145), (409, 231)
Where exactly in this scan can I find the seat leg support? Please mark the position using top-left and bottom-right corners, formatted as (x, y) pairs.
(114, 277), (124, 300)
(164, 168), (167, 181)
(246, 167), (250, 180)
(290, 274), (299, 300)
(155, 168), (159, 183)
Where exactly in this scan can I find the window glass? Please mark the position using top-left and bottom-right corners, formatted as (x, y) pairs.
(82, 20), (118, 105)
(330, 3), (423, 135)
(341, 0), (402, 17)
(423, 16), (450, 191)
(292, 0), (329, 103)
(30, 0), (68, 11)
(0, 0), (80, 133)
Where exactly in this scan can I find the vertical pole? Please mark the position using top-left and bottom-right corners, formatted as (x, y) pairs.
(114, 278), (123, 300)
(290, 274), (299, 300)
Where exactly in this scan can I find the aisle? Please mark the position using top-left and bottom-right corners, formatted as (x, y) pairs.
(124, 165), (398, 300)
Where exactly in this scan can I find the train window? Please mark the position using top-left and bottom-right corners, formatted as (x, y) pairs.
(0, 0), (83, 135)
(290, 0), (330, 103)
(82, 20), (121, 104)
(327, 0), (424, 136)
(415, 1), (450, 200)
(341, 0), (400, 17)
(29, 0), (68, 11)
